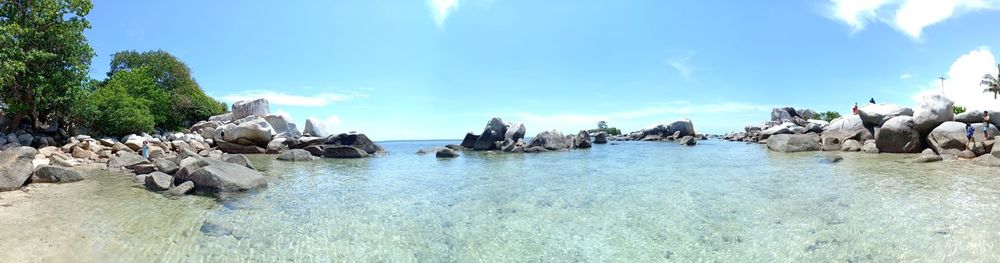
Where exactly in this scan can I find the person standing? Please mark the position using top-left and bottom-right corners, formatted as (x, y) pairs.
(984, 111), (992, 139)
(852, 102), (858, 115)
(968, 123), (976, 149)
(869, 98), (876, 104)
(141, 141), (150, 159)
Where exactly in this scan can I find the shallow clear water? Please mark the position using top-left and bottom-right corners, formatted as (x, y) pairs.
(3, 140), (1000, 262)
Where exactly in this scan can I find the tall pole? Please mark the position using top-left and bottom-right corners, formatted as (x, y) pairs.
(939, 76), (944, 95)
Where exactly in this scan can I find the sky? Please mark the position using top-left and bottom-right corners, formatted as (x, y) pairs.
(83, 0), (1000, 140)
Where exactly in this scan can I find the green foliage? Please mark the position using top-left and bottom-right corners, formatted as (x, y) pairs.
(588, 121), (622, 136)
(106, 50), (226, 130)
(79, 78), (155, 136)
(0, 0), (95, 129)
(816, 111), (842, 122)
(984, 64), (1000, 99)
(953, 105), (967, 115)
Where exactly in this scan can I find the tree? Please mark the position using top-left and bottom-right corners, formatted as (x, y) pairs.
(817, 111), (842, 122)
(984, 64), (1000, 99)
(106, 50), (225, 130)
(597, 121), (608, 130)
(0, 0), (95, 131)
(79, 77), (155, 136)
(953, 105), (967, 115)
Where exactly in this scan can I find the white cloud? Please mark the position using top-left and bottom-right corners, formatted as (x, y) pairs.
(323, 115), (343, 132)
(221, 89), (366, 107)
(272, 109), (296, 122)
(900, 73), (912, 79)
(912, 46), (999, 110)
(828, 0), (1000, 39)
(505, 102), (774, 134)
(667, 53), (698, 80)
(429, 0), (460, 27)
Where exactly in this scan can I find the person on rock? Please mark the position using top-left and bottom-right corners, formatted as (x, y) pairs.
(968, 123), (976, 149)
(984, 111), (991, 139)
(141, 141), (150, 159)
(869, 98), (876, 105)
(852, 102), (858, 115)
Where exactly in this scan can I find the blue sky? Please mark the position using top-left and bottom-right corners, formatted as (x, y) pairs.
(84, 0), (1000, 140)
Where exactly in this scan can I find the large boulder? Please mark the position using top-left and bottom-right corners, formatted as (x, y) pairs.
(505, 123), (526, 141)
(0, 147), (38, 191)
(153, 158), (180, 174)
(574, 130), (592, 148)
(766, 133), (821, 152)
(970, 123), (1000, 142)
(216, 141), (267, 154)
(771, 107), (800, 123)
(473, 118), (509, 151)
(528, 130), (571, 150)
(144, 172), (173, 191)
(303, 117), (329, 137)
(108, 151), (150, 169)
(913, 149), (944, 163)
(29, 165), (83, 184)
(858, 104), (913, 127)
(231, 98), (270, 120)
(460, 133), (479, 148)
(264, 114), (301, 138)
(678, 136), (697, 146)
(862, 140), (879, 153)
(761, 122), (796, 140)
(955, 109), (1000, 127)
(176, 162), (267, 193)
(822, 115), (874, 144)
(222, 117), (274, 147)
(594, 132), (608, 144)
(632, 119), (696, 140)
(926, 121), (969, 155)
(208, 113), (233, 123)
(797, 109), (817, 120)
(325, 133), (384, 155)
(276, 149), (316, 161)
(165, 181), (194, 196)
(874, 116), (924, 153)
(840, 139), (863, 151)
(913, 95), (955, 135)
(435, 148), (459, 158)
(323, 145), (369, 158)
(223, 154), (256, 170)
(266, 138), (288, 154)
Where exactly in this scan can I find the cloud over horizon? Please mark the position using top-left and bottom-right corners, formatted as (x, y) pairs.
(828, 0), (1000, 39)
(912, 46), (999, 110)
(428, 0), (460, 27)
(221, 90), (367, 107)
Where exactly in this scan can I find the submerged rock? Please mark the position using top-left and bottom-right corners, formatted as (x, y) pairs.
(166, 181), (195, 196)
(322, 145), (369, 158)
(435, 148), (459, 158)
(276, 149), (316, 162)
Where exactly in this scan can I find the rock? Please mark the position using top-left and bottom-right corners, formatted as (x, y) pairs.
(29, 165), (83, 184)
(820, 155), (843, 163)
(524, 146), (548, 153)
(153, 158), (180, 174)
(216, 141), (267, 154)
(303, 145), (325, 156)
(231, 98), (270, 120)
(223, 154), (256, 170)
(266, 138), (288, 154)
(859, 104), (914, 127)
(913, 149), (944, 163)
(445, 144), (464, 150)
(761, 123), (796, 140)
(177, 162), (267, 193)
(473, 118), (508, 151)
(862, 140), (879, 154)
(416, 149), (428, 155)
(594, 132), (608, 144)
(957, 150), (977, 159)
(970, 123), (1000, 142)
(973, 154), (1000, 167)
(303, 117), (329, 137)
(108, 151), (150, 169)
(460, 133), (479, 148)
(528, 130), (571, 150)
(49, 156), (80, 167)
(131, 164), (157, 175)
(325, 133), (385, 155)
(144, 172), (173, 191)
(574, 130), (592, 148)
(926, 121), (969, 155)
(955, 110), (1000, 126)
(678, 136), (697, 146)
(322, 145), (369, 158)
(874, 116), (924, 153)
(0, 142), (21, 151)
(222, 117), (274, 147)
(771, 107), (800, 123)
(970, 142), (989, 156)
(797, 109), (817, 120)
(70, 147), (96, 159)
(435, 148), (459, 158)
(112, 142), (133, 153)
(913, 95), (955, 135)
(276, 149), (316, 161)
(286, 136), (326, 149)
(840, 139), (863, 151)
(165, 181), (195, 195)
(264, 114), (301, 138)
(208, 112), (233, 123)
(38, 146), (60, 157)
(505, 123), (526, 141)
(16, 133), (33, 146)
(822, 115), (874, 146)
(766, 133), (821, 152)
(636, 119), (696, 140)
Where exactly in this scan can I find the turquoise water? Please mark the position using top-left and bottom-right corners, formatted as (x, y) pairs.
(3, 140), (1000, 262)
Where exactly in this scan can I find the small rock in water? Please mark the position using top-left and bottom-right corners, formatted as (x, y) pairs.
(199, 220), (247, 239)
(821, 156), (844, 164)
(436, 149), (459, 158)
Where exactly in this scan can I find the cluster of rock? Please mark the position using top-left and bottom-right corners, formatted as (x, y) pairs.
(722, 107), (826, 143)
(620, 118), (703, 145)
(736, 95), (1000, 165)
(0, 97), (386, 195)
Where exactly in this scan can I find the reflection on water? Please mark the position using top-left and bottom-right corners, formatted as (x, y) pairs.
(2, 140), (1000, 262)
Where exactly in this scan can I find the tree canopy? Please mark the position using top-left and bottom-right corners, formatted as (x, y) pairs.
(0, 0), (95, 130)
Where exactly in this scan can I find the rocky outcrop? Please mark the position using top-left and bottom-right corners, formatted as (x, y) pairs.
(862, 140), (879, 153)
(276, 149), (316, 161)
(1, 147), (40, 191)
(840, 139), (863, 151)
(859, 104), (913, 127)
(505, 123), (526, 141)
(264, 114), (301, 138)
(766, 133), (821, 152)
(435, 148), (459, 158)
(303, 117), (329, 137)
(926, 121), (969, 155)
(771, 107), (801, 123)
(144, 172), (173, 191)
(913, 149), (944, 163)
(593, 132), (608, 144)
(574, 130), (592, 149)
(678, 136), (696, 146)
(153, 158), (180, 174)
(29, 165), (83, 184)
(761, 122), (795, 140)
(955, 110), (1000, 126)
(460, 133), (479, 148)
(231, 98), (270, 120)
(216, 141), (266, 154)
(223, 154), (255, 170)
(222, 117), (274, 147)
(177, 162), (267, 193)
(874, 116), (923, 153)
(820, 115), (873, 152)
(630, 119), (696, 141)
(325, 133), (384, 155)
(473, 118), (509, 151)
(913, 95), (954, 135)
(528, 130), (571, 150)
(322, 145), (369, 158)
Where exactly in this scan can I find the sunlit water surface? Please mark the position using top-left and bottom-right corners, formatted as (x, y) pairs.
(2, 140), (1000, 262)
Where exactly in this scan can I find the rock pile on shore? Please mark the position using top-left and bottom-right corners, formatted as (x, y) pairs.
(729, 95), (1000, 165)
(0, 97), (386, 195)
